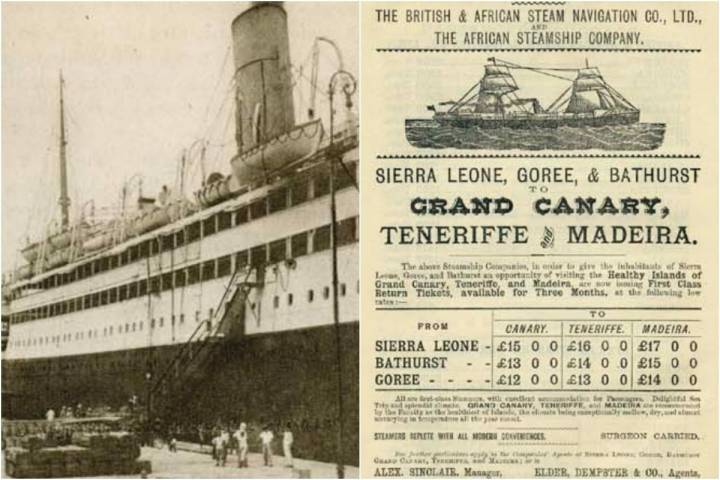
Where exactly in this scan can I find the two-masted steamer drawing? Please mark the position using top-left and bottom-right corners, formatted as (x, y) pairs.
(407, 57), (664, 150)
(430, 58), (639, 128)
(2, 2), (358, 466)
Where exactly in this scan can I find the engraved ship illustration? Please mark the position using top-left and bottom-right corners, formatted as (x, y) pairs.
(428, 58), (640, 129)
(2, 3), (358, 465)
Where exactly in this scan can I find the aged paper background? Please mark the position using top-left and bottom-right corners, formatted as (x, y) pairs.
(361, 2), (717, 478)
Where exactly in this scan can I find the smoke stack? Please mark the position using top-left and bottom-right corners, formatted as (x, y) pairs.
(231, 2), (295, 154)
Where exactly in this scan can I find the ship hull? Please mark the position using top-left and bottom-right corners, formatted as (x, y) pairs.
(433, 110), (640, 129)
(2, 322), (359, 466)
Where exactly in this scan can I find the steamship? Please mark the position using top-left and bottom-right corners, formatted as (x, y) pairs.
(429, 57), (640, 128)
(1, 3), (358, 465)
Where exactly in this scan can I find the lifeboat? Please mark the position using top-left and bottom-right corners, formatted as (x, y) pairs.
(20, 243), (41, 264)
(82, 230), (112, 253)
(13, 264), (33, 281)
(128, 200), (193, 237)
(230, 119), (323, 185)
(46, 248), (71, 269)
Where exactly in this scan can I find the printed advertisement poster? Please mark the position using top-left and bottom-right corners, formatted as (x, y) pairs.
(361, 3), (718, 478)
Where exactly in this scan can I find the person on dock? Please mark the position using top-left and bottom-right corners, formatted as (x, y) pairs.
(234, 422), (248, 468)
(46, 408), (55, 422)
(212, 431), (227, 466)
(260, 426), (274, 467)
(283, 423), (294, 468)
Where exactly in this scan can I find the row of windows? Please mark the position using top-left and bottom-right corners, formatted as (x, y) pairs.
(11, 217), (358, 325)
(12, 162), (357, 298)
(11, 280), (360, 351)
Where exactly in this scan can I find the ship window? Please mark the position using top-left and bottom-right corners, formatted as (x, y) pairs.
(187, 265), (200, 284)
(150, 239), (160, 256)
(125, 323), (129, 333)
(195, 311), (200, 323)
(171, 315), (175, 326)
(337, 217), (357, 246)
(162, 272), (173, 290)
(269, 239), (286, 263)
(150, 276), (160, 294)
(250, 245), (267, 267)
(138, 279), (147, 296)
(130, 246), (139, 261)
(132, 322), (136, 332)
(100, 256), (109, 272)
(57, 274), (65, 287)
(268, 188), (288, 213)
(337, 161), (357, 190)
(175, 270), (186, 287)
(340, 283), (347, 296)
(76, 297), (83, 311)
(68, 301), (75, 314)
(217, 255), (232, 277)
(159, 317), (164, 327)
(151, 319), (155, 329)
(92, 293), (100, 307)
(109, 288), (117, 303)
(314, 173), (330, 197)
(291, 232), (308, 257)
(161, 235), (174, 252)
(323, 286), (330, 299)
(235, 250), (249, 270)
(108, 255), (118, 269)
(83, 263), (92, 278)
(100, 290), (109, 306)
(235, 206), (249, 225)
(313, 225), (331, 252)
(308, 290), (314, 302)
(250, 198), (267, 219)
(288, 293), (294, 306)
(118, 285), (127, 302)
(273, 296), (279, 309)
(179, 314), (184, 325)
(109, 326), (113, 335)
(172, 230), (184, 248)
(139, 241), (149, 259)
(128, 282), (138, 299)
(203, 216), (217, 237)
(202, 260), (216, 280)
(187, 222), (201, 242)
(103, 327), (107, 336)
(290, 179), (309, 205)
(218, 211), (232, 231)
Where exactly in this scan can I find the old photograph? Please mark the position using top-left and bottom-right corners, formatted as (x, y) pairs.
(2, 2), (358, 477)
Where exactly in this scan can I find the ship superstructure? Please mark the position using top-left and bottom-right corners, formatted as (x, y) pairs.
(2, 3), (358, 465)
(430, 58), (640, 128)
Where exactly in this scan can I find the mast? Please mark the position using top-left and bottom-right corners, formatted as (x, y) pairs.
(58, 71), (70, 229)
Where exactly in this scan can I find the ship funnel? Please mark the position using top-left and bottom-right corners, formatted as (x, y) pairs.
(231, 2), (295, 154)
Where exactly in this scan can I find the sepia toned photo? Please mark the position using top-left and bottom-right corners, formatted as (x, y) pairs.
(2, 2), (359, 477)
